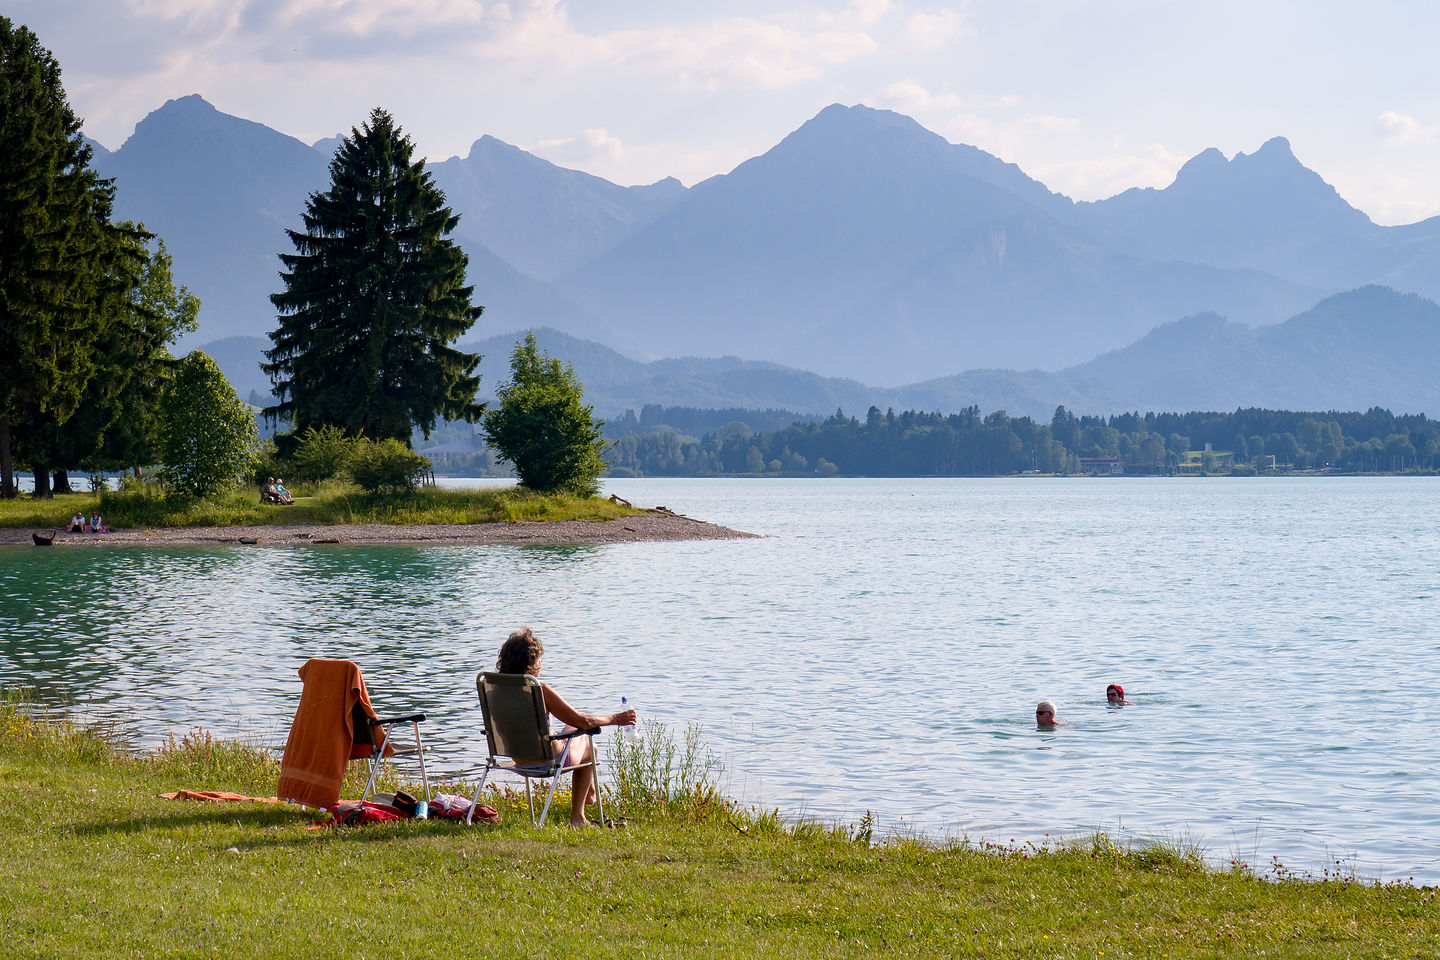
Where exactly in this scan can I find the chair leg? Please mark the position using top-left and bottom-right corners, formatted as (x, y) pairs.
(466, 765), (492, 825)
(361, 726), (393, 803)
(411, 721), (431, 800)
(591, 735), (605, 828)
(538, 770), (563, 826)
(525, 779), (535, 823)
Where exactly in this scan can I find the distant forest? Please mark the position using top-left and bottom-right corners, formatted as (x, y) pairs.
(602, 405), (1440, 477)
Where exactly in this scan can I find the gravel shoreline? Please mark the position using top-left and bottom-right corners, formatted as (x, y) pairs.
(5, 509), (757, 548)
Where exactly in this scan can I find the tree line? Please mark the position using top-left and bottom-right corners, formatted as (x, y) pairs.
(606, 405), (1440, 477)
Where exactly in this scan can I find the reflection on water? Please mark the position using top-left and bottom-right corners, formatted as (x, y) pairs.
(3, 476), (1440, 884)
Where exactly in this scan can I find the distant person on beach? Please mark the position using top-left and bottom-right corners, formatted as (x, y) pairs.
(263, 478), (279, 503)
(494, 626), (636, 827)
(1035, 700), (1067, 728)
(1106, 683), (1132, 705)
(90, 512), (106, 533)
(274, 479), (294, 504)
(68, 513), (85, 533)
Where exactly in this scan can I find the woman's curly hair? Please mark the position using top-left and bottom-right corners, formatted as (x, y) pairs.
(496, 626), (544, 674)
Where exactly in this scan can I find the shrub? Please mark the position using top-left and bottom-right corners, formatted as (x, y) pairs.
(289, 425), (356, 484)
(348, 438), (430, 493)
(483, 333), (607, 495)
(157, 351), (259, 498)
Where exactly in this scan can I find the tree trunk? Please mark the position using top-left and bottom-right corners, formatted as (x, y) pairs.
(52, 469), (73, 494)
(32, 466), (51, 499)
(0, 416), (13, 498)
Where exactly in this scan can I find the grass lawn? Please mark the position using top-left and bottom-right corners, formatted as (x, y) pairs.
(0, 483), (636, 530)
(1, 703), (1436, 959)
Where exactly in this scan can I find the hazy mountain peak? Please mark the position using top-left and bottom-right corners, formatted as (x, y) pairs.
(1253, 135), (1295, 157)
(123, 93), (314, 156)
(1173, 146), (1227, 181)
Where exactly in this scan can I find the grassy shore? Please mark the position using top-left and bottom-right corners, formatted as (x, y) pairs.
(0, 482), (636, 530)
(1, 701), (1436, 958)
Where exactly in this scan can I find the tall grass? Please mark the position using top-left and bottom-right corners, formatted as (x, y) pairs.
(74, 482), (638, 528)
(0, 689), (123, 765)
(606, 719), (727, 820)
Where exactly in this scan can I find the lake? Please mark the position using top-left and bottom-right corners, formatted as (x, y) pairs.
(2, 477), (1437, 883)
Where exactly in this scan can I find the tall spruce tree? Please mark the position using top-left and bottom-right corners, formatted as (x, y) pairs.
(0, 18), (115, 497)
(264, 108), (483, 446)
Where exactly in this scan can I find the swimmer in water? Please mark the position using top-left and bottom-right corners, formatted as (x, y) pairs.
(1035, 700), (1066, 728)
(1106, 683), (1132, 705)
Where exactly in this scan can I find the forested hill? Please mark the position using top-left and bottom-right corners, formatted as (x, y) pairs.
(605, 406), (1440, 478)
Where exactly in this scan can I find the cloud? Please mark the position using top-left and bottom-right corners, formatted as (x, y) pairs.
(872, 80), (1016, 117)
(598, 17), (878, 92)
(534, 127), (626, 168)
(1033, 143), (1189, 202)
(1377, 111), (1440, 146)
(903, 8), (969, 48)
(872, 79), (1075, 166)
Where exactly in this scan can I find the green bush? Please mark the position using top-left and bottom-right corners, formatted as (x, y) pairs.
(157, 351), (259, 498)
(289, 425), (357, 483)
(347, 438), (430, 493)
(483, 333), (607, 495)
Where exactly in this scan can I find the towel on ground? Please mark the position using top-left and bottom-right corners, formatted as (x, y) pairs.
(161, 790), (281, 803)
(277, 658), (393, 810)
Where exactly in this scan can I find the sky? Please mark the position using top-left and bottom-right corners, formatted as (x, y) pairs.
(14, 1), (1440, 225)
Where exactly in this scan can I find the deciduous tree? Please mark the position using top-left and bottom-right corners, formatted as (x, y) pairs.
(484, 333), (607, 495)
(157, 351), (257, 498)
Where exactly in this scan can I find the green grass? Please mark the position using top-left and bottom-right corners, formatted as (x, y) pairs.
(2, 695), (1437, 958)
(0, 483), (636, 529)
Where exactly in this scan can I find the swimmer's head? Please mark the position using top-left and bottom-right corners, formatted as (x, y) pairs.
(1035, 700), (1057, 725)
(1106, 684), (1125, 702)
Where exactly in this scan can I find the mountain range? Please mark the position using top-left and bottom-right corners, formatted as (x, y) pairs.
(206, 284), (1440, 424)
(88, 95), (1440, 415)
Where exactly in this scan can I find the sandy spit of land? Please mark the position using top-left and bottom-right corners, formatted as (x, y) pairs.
(5, 509), (757, 548)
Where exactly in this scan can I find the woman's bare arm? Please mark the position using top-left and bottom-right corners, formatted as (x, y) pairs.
(541, 683), (635, 730)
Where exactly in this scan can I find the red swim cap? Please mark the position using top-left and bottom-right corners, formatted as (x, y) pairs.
(1107, 683), (1124, 697)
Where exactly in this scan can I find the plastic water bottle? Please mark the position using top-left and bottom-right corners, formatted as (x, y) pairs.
(620, 696), (641, 744)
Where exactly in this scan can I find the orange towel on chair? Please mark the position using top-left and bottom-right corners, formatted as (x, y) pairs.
(277, 658), (392, 810)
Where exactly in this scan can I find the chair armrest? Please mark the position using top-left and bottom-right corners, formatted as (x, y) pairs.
(554, 726), (601, 739)
(370, 713), (427, 725)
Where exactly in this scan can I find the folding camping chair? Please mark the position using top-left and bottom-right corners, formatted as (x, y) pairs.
(277, 658), (431, 811)
(466, 671), (604, 826)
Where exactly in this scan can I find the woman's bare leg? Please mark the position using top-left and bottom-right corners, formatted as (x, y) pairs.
(569, 739), (596, 826)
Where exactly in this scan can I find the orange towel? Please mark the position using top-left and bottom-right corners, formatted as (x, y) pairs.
(276, 658), (392, 810)
(161, 790), (281, 803)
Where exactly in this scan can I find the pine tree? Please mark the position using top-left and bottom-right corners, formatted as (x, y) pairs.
(0, 18), (115, 497)
(264, 108), (483, 446)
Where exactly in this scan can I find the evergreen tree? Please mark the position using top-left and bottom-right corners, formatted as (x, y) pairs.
(264, 108), (483, 446)
(484, 333), (607, 495)
(0, 18), (114, 497)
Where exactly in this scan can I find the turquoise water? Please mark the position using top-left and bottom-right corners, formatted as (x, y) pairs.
(2, 477), (1438, 882)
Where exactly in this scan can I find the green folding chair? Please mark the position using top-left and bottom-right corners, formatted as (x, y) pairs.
(466, 671), (604, 827)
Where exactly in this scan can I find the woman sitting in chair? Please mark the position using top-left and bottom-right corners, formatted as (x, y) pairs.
(496, 627), (636, 826)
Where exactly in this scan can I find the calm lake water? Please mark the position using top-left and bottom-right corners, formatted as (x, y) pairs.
(2, 477), (1438, 882)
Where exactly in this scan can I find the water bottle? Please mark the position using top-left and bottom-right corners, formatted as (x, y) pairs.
(414, 799), (428, 820)
(619, 696), (641, 743)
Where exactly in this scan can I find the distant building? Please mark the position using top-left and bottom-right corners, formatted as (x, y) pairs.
(1078, 456), (1124, 475)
